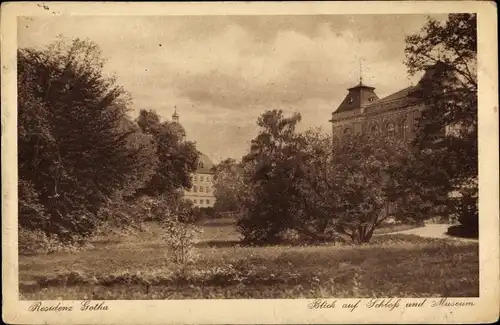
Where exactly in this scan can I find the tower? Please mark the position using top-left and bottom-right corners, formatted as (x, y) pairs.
(330, 75), (380, 143)
(172, 107), (180, 123)
(334, 80), (379, 115)
(171, 107), (186, 142)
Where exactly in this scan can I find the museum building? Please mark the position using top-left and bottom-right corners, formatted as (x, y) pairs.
(330, 61), (451, 143)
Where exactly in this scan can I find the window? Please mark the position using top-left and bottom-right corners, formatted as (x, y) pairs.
(347, 97), (354, 104)
(199, 161), (204, 169)
(370, 123), (380, 135)
(200, 186), (204, 192)
(200, 176), (204, 182)
(386, 121), (396, 136)
(206, 186), (210, 192)
(206, 199), (210, 204)
(193, 186), (197, 193)
(403, 123), (409, 139)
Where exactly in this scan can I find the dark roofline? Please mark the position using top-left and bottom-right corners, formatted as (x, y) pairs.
(347, 82), (376, 91)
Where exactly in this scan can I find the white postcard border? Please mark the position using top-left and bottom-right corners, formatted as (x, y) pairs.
(2, 2), (498, 324)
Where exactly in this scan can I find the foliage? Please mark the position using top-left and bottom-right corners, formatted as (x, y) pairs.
(162, 218), (203, 265)
(135, 194), (196, 223)
(18, 228), (61, 255)
(18, 228), (90, 255)
(136, 109), (199, 196)
(211, 158), (245, 214)
(193, 206), (216, 221)
(296, 131), (417, 244)
(18, 37), (156, 241)
(404, 14), (478, 233)
(234, 110), (422, 245)
(236, 110), (304, 244)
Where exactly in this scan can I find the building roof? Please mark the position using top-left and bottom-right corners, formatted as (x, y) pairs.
(170, 121), (186, 136)
(334, 82), (380, 114)
(363, 85), (418, 112)
(332, 61), (453, 116)
(196, 152), (215, 174)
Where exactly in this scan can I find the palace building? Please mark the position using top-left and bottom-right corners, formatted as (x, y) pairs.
(330, 62), (451, 143)
(183, 152), (216, 208)
(330, 62), (458, 224)
(171, 110), (216, 208)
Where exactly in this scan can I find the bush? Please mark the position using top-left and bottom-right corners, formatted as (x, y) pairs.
(450, 190), (478, 235)
(192, 206), (215, 223)
(447, 224), (478, 239)
(162, 218), (203, 264)
(19, 228), (60, 255)
(18, 227), (88, 255)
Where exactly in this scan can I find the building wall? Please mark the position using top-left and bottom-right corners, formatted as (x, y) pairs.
(332, 104), (425, 142)
(183, 172), (216, 208)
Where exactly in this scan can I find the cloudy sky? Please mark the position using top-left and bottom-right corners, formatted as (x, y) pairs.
(18, 14), (447, 163)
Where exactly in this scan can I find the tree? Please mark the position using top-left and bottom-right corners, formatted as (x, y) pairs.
(18, 37), (156, 240)
(136, 109), (199, 197)
(237, 110), (305, 244)
(404, 14), (478, 232)
(296, 131), (415, 244)
(211, 158), (245, 214)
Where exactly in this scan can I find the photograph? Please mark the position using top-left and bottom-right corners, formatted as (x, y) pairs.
(2, 1), (498, 324)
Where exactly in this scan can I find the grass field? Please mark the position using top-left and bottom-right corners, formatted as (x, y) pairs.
(19, 218), (479, 299)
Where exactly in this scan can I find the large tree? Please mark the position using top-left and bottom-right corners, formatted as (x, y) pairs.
(211, 158), (245, 214)
(237, 110), (305, 244)
(136, 109), (199, 197)
(295, 131), (416, 244)
(405, 13), (478, 233)
(18, 37), (157, 240)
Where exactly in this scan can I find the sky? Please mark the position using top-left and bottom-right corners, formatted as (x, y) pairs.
(18, 14), (447, 163)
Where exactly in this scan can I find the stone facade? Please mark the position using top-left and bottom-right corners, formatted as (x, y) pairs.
(330, 62), (450, 143)
(183, 153), (216, 208)
(329, 62), (456, 224)
(330, 82), (425, 143)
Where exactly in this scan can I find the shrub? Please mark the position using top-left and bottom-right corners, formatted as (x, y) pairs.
(19, 228), (60, 255)
(162, 218), (203, 264)
(18, 227), (89, 255)
(447, 224), (478, 239)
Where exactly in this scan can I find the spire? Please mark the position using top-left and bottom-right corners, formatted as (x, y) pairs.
(359, 59), (363, 85)
(172, 106), (179, 123)
(332, 59), (380, 114)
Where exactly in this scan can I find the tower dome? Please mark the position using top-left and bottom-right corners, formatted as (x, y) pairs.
(197, 152), (214, 173)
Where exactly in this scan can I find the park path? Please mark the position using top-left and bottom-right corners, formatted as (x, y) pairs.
(387, 223), (478, 242)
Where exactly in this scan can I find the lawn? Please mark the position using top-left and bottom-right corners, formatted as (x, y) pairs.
(19, 218), (479, 299)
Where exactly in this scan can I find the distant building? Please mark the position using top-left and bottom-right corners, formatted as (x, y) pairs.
(183, 152), (216, 208)
(330, 62), (452, 144)
(329, 62), (457, 224)
(171, 109), (216, 208)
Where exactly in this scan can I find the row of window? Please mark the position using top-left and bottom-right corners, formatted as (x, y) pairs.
(343, 121), (410, 137)
(193, 175), (212, 182)
(187, 186), (213, 193)
(193, 199), (211, 205)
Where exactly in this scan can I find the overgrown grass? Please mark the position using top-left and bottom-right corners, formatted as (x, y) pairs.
(19, 218), (478, 299)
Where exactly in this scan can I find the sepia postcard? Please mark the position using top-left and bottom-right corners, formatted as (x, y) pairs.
(2, 1), (499, 324)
